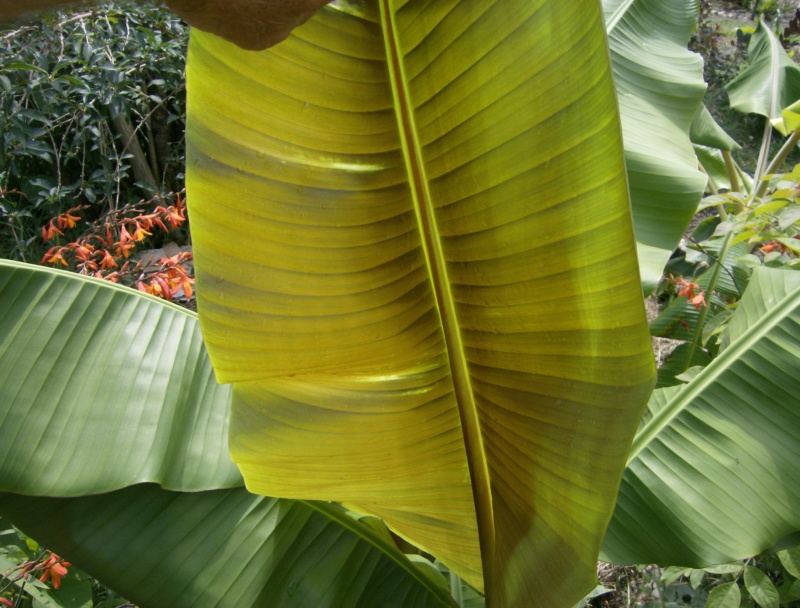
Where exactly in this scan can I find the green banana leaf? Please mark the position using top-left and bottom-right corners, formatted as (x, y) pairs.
(603, 0), (709, 291)
(603, 267), (800, 566)
(1, 486), (455, 608)
(0, 260), (455, 607)
(690, 104), (747, 194)
(726, 23), (800, 123)
(0, 259), (239, 495)
(776, 99), (800, 136)
(726, 22), (800, 181)
(186, 1), (655, 605)
(690, 104), (741, 152)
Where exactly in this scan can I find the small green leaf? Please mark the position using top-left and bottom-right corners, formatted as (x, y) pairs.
(706, 582), (741, 608)
(2, 60), (47, 73)
(702, 309), (734, 347)
(753, 200), (788, 216)
(744, 566), (779, 608)
(731, 230), (759, 245)
(704, 563), (744, 576)
(778, 545), (800, 578)
(778, 577), (800, 604)
(675, 366), (707, 383)
(661, 566), (691, 586)
(689, 568), (706, 589)
(778, 206), (800, 229)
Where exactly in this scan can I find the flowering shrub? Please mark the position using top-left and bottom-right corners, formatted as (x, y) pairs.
(0, 2), (187, 263)
(40, 191), (194, 301)
(652, 164), (800, 387)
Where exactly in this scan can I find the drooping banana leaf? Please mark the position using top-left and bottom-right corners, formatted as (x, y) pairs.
(690, 103), (747, 193)
(726, 23), (800, 123)
(186, 1), (656, 605)
(603, 0), (709, 291)
(0, 260), (456, 607)
(726, 22), (800, 181)
(0, 259), (239, 495)
(690, 104), (741, 152)
(603, 267), (800, 566)
(776, 99), (800, 136)
(722, 264), (800, 347)
(1, 486), (456, 608)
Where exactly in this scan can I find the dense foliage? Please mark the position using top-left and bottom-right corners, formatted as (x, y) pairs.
(0, 3), (187, 263)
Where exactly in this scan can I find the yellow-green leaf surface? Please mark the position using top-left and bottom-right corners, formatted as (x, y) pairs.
(186, 2), (655, 605)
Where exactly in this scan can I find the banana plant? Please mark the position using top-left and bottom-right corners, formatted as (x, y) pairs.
(2, 0), (656, 606)
(726, 22), (800, 184)
(186, 0), (654, 605)
(6, 1), (798, 608)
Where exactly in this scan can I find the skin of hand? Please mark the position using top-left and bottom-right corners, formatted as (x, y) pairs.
(0, 0), (331, 50)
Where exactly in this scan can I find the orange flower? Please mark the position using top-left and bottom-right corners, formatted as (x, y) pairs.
(99, 249), (118, 269)
(42, 220), (64, 242)
(41, 247), (69, 266)
(70, 242), (95, 262)
(37, 552), (70, 590)
(670, 275), (707, 310)
(690, 291), (707, 310)
(676, 278), (701, 300)
(759, 241), (786, 254)
(114, 240), (136, 259)
(158, 194), (187, 229)
(132, 223), (152, 242)
(56, 211), (81, 230)
(119, 224), (133, 247)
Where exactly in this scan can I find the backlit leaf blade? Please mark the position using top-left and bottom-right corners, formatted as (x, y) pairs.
(603, 267), (800, 566)
(0, 260), (240, 495)
(0, 486), (456, 608)
(187, 1), (655, 605)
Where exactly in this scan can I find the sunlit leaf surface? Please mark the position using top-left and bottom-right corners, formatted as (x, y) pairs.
(603, 0), (709, 291)
(604, 268), (800, 565)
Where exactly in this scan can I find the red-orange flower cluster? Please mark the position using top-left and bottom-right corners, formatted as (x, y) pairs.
(671, 275), (707, 311)
(759, 241), (787, 254)
(13, 551), (71, 591)
(37, 552), (71, 589)
(39, 192), (192, 301)
(41, 207), (86, 241)
(136, 252), (195, 299)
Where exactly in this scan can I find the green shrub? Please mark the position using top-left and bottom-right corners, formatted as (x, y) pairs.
(0, 2), (187, 262)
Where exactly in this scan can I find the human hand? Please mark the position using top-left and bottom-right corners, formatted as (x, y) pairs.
(0, 0), (331, 51)
(165, 0), (332, 50)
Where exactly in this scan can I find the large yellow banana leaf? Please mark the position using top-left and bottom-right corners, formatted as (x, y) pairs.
(186, 1), (655, 605)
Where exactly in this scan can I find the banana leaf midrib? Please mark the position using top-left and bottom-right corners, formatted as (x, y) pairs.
(628, 280), (800, 462)
(378, 0), (495, 586)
